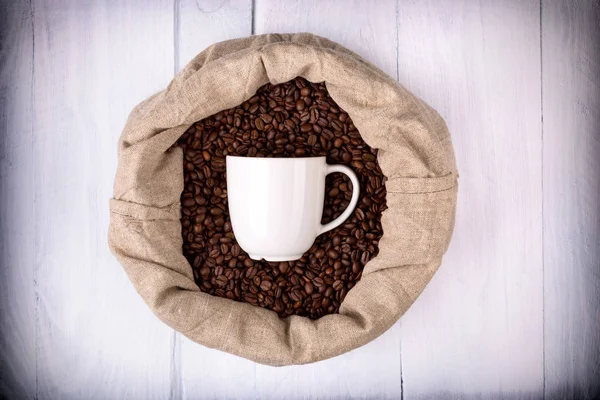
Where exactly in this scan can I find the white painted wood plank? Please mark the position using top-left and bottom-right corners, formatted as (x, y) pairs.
(255, 0), (398, 79)
(32, 1), (175, 398)
(252, 325), (403, 400)
(396, 0), (544, 398)
(542, 1), (600, 399)
(0, 1), (36, 398)
(176, 1), (256, 399)
(178, 0), (253, 68)
(254, 1), (402, 399)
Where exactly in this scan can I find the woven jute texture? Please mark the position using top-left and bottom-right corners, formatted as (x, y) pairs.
(109, 33), (458, 366)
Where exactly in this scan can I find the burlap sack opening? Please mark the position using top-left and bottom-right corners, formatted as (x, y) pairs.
(108, 33), (458, 366)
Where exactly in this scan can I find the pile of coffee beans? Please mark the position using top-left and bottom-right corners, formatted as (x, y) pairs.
(177, 77), (387, 319)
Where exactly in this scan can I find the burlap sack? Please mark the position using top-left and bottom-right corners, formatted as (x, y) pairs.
(108, 33), (458, 366)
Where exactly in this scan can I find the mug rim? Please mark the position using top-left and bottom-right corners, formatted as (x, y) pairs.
(225, 155), (326, 161)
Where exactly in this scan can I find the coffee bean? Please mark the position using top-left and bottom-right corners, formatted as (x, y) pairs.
(260, 280), (272, 291)
(246, 267), (257, 278)
(210, 208), (223, 216)
(255, 117), (265, 131)
(327, 250), (339, 259)
(351, 160), (364, 169)
(304, 282), (314, 294)
(177, 77), (386, 320)
(215, 275), (227, 287)
(244, 293), (258, 304)
(332, 235), (341, 246)
(332, 280), (344, 291)
(362, 153), (376, 162)
(300, 123), (312, 133)
(182, 198), (195, 207)
(278, 262), (289, 274)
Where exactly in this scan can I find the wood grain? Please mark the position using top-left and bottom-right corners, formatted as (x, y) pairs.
(1, 0), (599, 398)
(0, 1), (36, 398)
(542, 1), (600, 399)
(176, 1), (256, 398)
(31, 1), (175, 398)
(254, 0), (398, 78)
(396, 1), (544, 398)
(178, 0), (253, 68)
(253, 1), (402, 398)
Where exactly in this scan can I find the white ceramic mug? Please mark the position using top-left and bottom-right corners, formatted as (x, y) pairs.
(226, 156), (360, 261)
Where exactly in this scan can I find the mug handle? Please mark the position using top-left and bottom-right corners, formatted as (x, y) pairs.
(318, 164), (360, 235)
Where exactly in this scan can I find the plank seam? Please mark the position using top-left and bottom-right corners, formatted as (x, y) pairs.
(395, 0), (400, 82)
(172, 1), (183, 399)
(540, 0), (546, 398)
(29, 0), (38, 398)
(169, 330), (183, 400)
(251, 0), (256, 35)
(174, 0), (181, 74)
(395, 1), (404, 399)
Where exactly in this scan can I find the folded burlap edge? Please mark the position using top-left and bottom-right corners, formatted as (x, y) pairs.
(108, 33), (458, 366)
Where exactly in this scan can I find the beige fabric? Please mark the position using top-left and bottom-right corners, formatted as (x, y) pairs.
(108, 33), (458, 366)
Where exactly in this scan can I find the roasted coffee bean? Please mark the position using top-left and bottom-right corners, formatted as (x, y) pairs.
(182, 198), (196, 207)
(177, 77), (386, 319)
(215, 275), (228, 287)
(228, 258), (237, 268)
(304, 282), (314, 294)
(278, 262), (289, 274)
(260, 280), (272, 291)
(332, 235), (342, 246)
(327, 249), (339, 259)
(314, 249), (326, 259)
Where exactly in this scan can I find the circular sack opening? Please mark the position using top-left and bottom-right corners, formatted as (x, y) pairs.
(109, 33), (458, 366)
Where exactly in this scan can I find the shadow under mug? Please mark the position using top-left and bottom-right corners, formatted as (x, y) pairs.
(226, 156), (360, 261)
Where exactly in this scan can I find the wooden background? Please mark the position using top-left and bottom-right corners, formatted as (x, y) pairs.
(1, 0), (598, 398)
